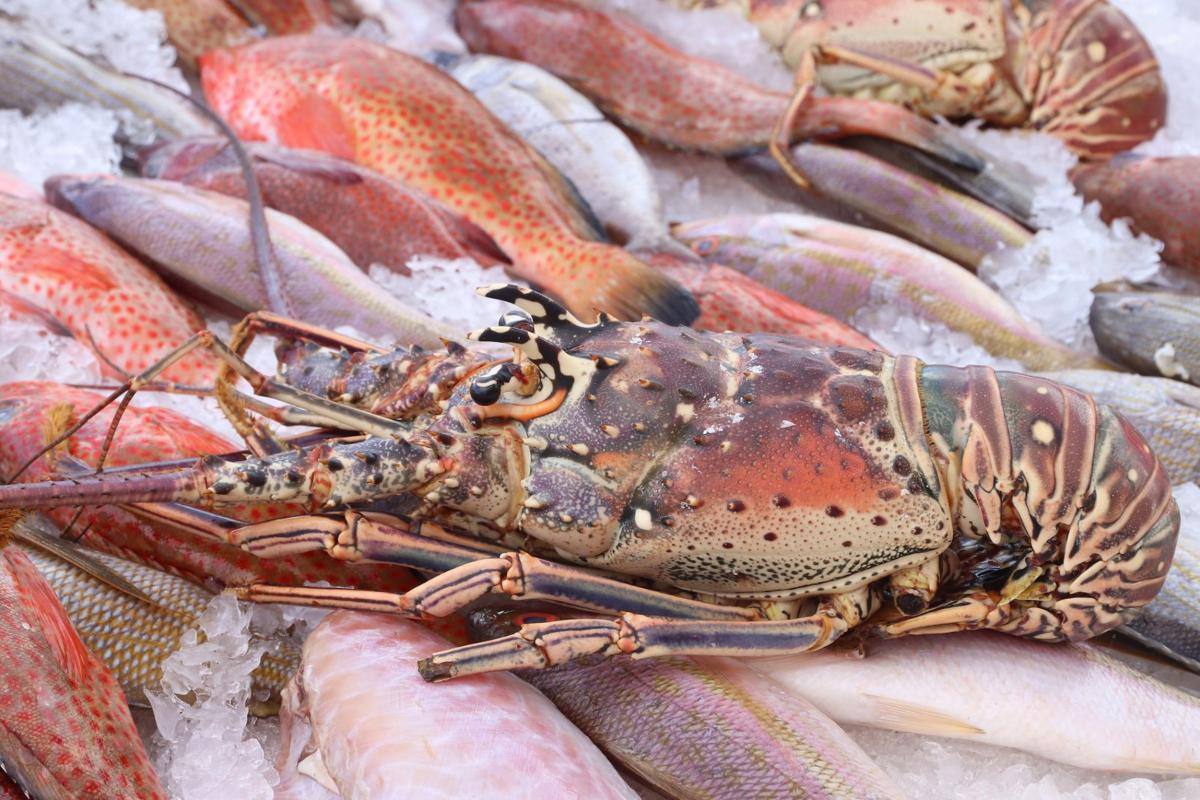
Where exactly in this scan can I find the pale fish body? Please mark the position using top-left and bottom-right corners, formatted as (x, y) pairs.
(445, 53), (679, 253)
(278, 612), (637, 800)
(1119, 483), (1200, 674)
(742, 144), (1032, 270)
(1090, 289), (1200, 387)
(468, 607), (902, 800)
(45, 174), (456, 346)
(753, 631), (1200, 775)
(1044, 370), (1200, 485)
(0, 20), (217, 145)
(674, 213), (1101, 371)
(19, 528), (300, 708)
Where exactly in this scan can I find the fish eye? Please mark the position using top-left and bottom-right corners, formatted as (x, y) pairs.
(800, 0), (822, 19)
(692, 236), (719, 254)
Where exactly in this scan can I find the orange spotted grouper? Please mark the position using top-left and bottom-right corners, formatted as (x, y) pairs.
(199, 34), (699, 325)
(0, 382), (421, 594)
(0, 543), (166, 799)
(0, 193), (216, 384)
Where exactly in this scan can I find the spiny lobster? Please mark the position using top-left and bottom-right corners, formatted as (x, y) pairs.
(0, 285), (1178, 680)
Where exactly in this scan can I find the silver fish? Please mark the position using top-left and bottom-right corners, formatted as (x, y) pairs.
(674, 213), (1102, 371)
(44, 174), (457, 346)
(468, 606), (903, 800)
(443, 52), (685, 255)
(1043, 370), (1200, 485)
(0, 19), (216, 145)
(1090, 288), (1200, 386)
(753, 631), (1200, 775)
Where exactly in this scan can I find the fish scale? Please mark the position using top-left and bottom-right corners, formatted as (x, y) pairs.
(0, 193), (216, 384)
(198, 34), (698, 326)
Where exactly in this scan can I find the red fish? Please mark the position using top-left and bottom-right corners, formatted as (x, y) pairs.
(0, 544), (166, 799)
(199, 34), (698, 325)
(231, 0), (336, 34)
(0, 193), (216, 384)
(140, 137), (508, 274)
(0, 382), (418, 593)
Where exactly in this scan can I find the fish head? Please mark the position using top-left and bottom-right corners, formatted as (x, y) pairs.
(137, 137), (233, 181)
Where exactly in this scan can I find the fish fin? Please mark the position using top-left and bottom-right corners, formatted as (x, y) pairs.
(1165, 384), (1200, 412)
(12, 514), (159, 607)
(277, 94), (357, 162)
(863, 694), (985, 737)
(297, 751), (339, 794)
(254, 149), (365, 186)
(3, 547), (92, 684)
(13, 244), (118, 293)
(1110, 757), (1200, 776)
(0, 288), (70, 337)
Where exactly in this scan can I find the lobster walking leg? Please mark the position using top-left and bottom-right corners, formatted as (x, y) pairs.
(417, 609), (851, 681)
(232, 512), (762, 620)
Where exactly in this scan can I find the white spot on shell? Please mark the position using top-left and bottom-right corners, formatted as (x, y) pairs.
(1086, 40), (1106, 62)
(1031, 420), (1055, 445)
(780, 420), (795, 429)
(1128, 469), (1139, 483)
(634, 508), (652, 530)
(1036, 386), (1049, 395)
(676, 402), (695, 423)
(569, 442), (590, 456)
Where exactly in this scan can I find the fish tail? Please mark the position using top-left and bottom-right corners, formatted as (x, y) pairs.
(523, 240), (700, 325)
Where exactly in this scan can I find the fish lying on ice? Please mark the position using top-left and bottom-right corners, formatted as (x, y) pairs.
(1090, 287), (1200, 386)
(752, 631), (1200, 775)
(45, 173), (456, 346)
(441, 52), (684, 256)
(674, 213), (1102, 371)
(277, 611), (638, 799)
(0, 541), (166, 799)
(140, 136), (508, 273)
(199, 33), (698, 325)
(1044, 370), (1200, 485)
(0, 19), (218, 145)
(468, 605), (903, 800)
(0, 190), (216, 383)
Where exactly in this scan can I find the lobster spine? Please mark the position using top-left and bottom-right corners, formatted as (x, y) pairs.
(918, 363), (1178, 640)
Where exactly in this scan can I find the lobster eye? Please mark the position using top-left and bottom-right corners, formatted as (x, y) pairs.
(469, 362), (522, 406)
(800, 0), (822, 18)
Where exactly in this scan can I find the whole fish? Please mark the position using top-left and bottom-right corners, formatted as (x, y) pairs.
(19, 516), (301, 709)
(674, 213), (1101, 371)
(45, 173), (456, 346)
(442, 53), (681, 255)
(0, 543), (166, 799)
(641, 253), (878, 348)
(199, 34), (698, 325)
(753, 631), (1200, 775)
(277, 611), (638, 799)
(1073, 155), (1200, 271)
(1119, 483), (1200, 674)
(454, 0), (981, 167)
(0, 20), (218, 145)
(739, 144), (1032, 271)
(1043, 370), (1200, 485)
(0, 191), (216, 383)
(122, 0), (255, 69)
(229, 0), (336, 34)
(0, 381), (423, 594)
(468, 606), (903, 800)
(1091, 288), (1200, 386)
(140, 136), (508, 274)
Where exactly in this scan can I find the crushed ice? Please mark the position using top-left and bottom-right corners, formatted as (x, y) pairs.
(147, 594), (277, 800)
(0, 104), (121, 188)
(371, 256), (527, 331)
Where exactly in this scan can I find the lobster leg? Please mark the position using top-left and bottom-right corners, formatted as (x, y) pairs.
(231, 512), (761, 621)
(417, 607), (851, 681)
(769, 46), (820, 190)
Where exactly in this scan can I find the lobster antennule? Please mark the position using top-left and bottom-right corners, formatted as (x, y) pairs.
(0, 468), (205, 508)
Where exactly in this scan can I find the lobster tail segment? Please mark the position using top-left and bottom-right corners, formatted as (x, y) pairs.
(918, 363), (1179, 641)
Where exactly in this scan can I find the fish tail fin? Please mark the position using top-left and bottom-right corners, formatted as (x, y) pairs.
(524, 241), (699, 325)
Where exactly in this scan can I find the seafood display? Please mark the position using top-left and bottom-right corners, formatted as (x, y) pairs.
(0, 0), (1197, 797)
